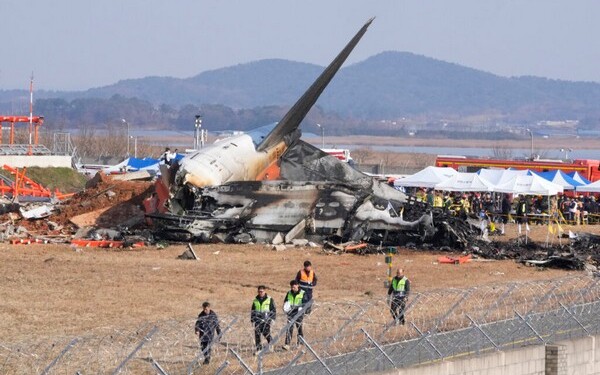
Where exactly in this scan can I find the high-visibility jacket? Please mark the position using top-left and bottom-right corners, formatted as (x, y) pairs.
(287, 290), (305, 308)
(298, 269), (314, 284)
(443, 197), (453, 209)
(391, 277), (408, 297)
(253, 296), (272, 312)
(433, 196), (443, 208)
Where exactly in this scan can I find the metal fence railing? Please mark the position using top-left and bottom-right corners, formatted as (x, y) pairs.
(2, 275), (599, 374)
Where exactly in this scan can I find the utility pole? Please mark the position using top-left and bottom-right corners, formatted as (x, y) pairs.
(316, 123), (325, 149)
(122, 119), (130, 156)
(130, 136), (138, 158)
(526, 128), (533, 160)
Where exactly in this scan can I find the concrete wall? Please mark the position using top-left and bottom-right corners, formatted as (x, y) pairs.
(0, 155), (72, 168)
(374, 335), (600, 375)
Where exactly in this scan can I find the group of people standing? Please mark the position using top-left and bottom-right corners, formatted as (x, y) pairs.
(194, 260), (317, 364)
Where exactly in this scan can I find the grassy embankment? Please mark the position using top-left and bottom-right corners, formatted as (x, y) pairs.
(0, 167), (87, 193)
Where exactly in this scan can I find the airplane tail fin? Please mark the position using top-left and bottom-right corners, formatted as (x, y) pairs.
(257, 18), (374, 152)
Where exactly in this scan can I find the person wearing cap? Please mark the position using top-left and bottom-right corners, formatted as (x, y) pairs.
(295, 260), (317, 314)
(251, 285), (277, 354)
(282, 280), (309, 350)
(194, 301), (222, 365)
(387, 268), (411, 325)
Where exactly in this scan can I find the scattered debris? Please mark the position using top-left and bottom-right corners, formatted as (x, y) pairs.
(70, 239), (145, 248)
(20, 205), (53, 219)
(178, 243), (199, 260)
(438, 254), (472, 264)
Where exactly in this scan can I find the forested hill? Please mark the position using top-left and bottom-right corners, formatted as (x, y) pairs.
(2, 51), (600, 130)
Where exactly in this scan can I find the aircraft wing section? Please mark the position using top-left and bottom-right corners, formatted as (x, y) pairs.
(256, 18), (374, 152)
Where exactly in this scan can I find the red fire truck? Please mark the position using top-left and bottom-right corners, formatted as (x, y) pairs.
(435, 155), (600, 182)
(323, 149), (352, 162)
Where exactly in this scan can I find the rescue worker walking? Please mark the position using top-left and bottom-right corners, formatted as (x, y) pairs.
(194, 302), (222, 365)
(295, 260), (317, 314)
(387, 268), (411, 325)
(251, 285), (276, 354)
(283, 280), (308, 350)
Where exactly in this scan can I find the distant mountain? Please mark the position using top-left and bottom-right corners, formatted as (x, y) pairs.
(3, 51), (600, 122)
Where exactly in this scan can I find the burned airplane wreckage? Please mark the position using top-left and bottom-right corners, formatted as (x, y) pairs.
(147, 18), (480, 248)
(151, 140), (479, 248)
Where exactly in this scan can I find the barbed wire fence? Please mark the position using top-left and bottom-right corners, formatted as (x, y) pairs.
(2, 275), (600, 374)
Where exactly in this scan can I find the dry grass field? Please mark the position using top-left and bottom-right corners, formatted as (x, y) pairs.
(2, 221), (597, 345)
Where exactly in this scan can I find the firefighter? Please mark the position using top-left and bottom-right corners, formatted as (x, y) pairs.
(251, 285), (276, 354)
(387, 268), (411, 325)
(433, 191), (444, 208)
(443, 193), (453, 212)
(282, 280), (308, 350)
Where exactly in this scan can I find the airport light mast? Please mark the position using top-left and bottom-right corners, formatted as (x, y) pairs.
(194, 115), (203, 149)
(526, 128), (533, 160)
(316, 123), (325, 149)
(121, 119), (130, 156)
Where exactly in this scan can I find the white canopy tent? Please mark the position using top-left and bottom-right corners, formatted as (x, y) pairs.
(532, 170), (582, 190)
(576, 179), (600, 193)
(492, 174), (564, 195)
(568, 171), (591, 185)
(393, 166), (458, 188)
(476, 169), (530, 186)
(434, 172), (495, 192)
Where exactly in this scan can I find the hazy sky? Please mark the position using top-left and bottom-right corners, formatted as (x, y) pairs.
(2, 0), (598, 91)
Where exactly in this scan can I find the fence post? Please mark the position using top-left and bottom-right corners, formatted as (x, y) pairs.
(514, 310), (545, 344)
(111, 326), (158, 375)
(150, 358), (169, 375)
(279, 350), (306, 375)
(411, 323), (443, 358)
(228, 348), (255, 375)
(214, 360), (229, 375)
(361, 328), (395, 366)
(466, 314), (499, 351)
(394, 324), (435, 366)
(299, 336), (333, 375)
(559, 302), (591, 336)
(40, 338), (78, 375)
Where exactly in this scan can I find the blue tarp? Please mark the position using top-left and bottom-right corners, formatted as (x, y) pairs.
(125, 154), (184, 170)
(127, 157), (159, 170)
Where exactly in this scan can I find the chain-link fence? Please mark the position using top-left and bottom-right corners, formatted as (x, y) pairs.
(2, 275), (600, 374)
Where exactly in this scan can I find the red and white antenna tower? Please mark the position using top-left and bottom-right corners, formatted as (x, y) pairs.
(28, 73), (34, 154)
